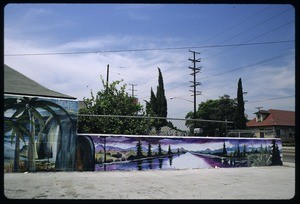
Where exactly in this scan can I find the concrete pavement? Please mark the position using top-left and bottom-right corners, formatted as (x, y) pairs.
(4, 164), (295, 200)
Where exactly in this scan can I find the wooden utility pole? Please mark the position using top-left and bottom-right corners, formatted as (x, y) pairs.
(106, 64), (109, 92)
(188, 50), (202, 134)
(129, 83), (137, 97)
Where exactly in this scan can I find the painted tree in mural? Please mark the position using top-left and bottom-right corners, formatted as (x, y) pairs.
(222, 142), (227, 156)
(4, 115), (29, 172)
(136, 140), (143, 159)
(158, 142), (163, 156)
(147, 142), (152, 157)
(4, 97), (72, 172)
(167, 145), (172, 155)
(271, 140), (282, 165)
(78, 77), (147, 134)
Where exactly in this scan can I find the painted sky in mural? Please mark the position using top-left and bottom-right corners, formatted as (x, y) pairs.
(92, 136), (280, 153)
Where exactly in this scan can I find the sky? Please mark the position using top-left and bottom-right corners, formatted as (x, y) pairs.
(4, 3), (295, 122)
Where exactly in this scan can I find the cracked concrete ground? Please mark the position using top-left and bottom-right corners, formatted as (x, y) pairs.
(3, 164), (295, 200)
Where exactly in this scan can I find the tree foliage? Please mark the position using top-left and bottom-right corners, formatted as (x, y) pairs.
(234, 78), (248, 129)
(78, 77), (148, 134)
(185, 94), (236, 136)
(145, 68), (168, 131)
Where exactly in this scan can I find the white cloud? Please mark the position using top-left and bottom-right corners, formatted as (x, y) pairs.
(4, 31), (295, 120)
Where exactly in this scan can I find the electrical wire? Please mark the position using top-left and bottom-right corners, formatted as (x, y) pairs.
(4, 40), (293, 57)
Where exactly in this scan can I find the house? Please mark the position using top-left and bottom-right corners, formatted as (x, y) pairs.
(246, 109), (295, 145)
(4, 64), (79, 172)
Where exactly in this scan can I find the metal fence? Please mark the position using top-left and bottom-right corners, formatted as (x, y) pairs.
(77, 114), (235, 137)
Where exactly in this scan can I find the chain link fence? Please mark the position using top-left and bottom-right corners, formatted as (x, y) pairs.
(78, 114), (235, 136)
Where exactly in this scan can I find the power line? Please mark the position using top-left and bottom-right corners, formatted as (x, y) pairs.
(246, 95), (295, 104)
(203, 21), (294, 61)
(4, 40), (294, 57)
(200, 52), (292, 81)
(215, 7), (293, 46)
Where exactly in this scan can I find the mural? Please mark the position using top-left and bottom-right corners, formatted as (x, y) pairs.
(78, 135), (283, 171)
(4, 95), (78, 172)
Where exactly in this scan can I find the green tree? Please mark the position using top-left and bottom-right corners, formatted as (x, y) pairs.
(78, 77), (147, 134)
(234, 78), (247, 129)
(156, 67), (168, 119)
(185, 94), (236, 136)
(145, 68), (168, 131)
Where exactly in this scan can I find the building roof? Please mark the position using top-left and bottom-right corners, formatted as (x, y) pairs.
(4, 64), (76, 99)
(246, 109), (295, 127)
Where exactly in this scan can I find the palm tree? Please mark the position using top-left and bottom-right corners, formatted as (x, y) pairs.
(4, 115), (29, 172)
(4, 97), (72, 172)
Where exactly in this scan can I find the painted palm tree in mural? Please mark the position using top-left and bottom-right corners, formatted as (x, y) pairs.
(4, 115), (29, 172)
(4, 97), (72, 172)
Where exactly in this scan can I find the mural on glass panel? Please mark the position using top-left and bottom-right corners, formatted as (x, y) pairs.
(90, 136), (282, 171)
(4, 95), (78, 172)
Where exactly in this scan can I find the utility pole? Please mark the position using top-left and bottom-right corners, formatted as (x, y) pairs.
(188, 50), (202, 135)
(255, 106), (263, 111)
(129, 83), (137, 97)
(106, 64), (109, 93)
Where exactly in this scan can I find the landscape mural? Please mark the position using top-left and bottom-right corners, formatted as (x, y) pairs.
(4, 95), (78, 172)
(80, 135), (283, 171)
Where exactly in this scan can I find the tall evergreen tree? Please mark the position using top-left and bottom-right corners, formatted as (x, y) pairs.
(156, 67), (168, 118)
(234, 78), (247, 129)
(145, 68), (168, 131)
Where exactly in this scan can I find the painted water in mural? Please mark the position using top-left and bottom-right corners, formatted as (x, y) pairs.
(4, 95), (78, 172)
(85, 135), (283, 171)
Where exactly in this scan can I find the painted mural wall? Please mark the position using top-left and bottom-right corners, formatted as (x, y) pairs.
(78, 134), (283, 171)
(4, 94), (78, 172)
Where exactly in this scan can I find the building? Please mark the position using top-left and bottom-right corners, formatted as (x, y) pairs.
(4, 64), (79, 172)
(246, 109), (295, 145)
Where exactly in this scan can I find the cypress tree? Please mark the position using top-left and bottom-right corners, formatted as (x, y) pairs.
(234, 78), (247, 129)
(156, 67), (168, 118)
(145, 68), (168, 130)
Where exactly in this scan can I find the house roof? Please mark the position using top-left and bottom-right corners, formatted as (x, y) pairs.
(4, 64), (76, 99)
(246, 109), (295, 127)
